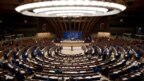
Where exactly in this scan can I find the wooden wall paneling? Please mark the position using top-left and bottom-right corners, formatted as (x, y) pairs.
(84, 17), (94, 37)
(53, 18), (62, 37)
(62, 18), (67, 31)
(73, 19), (76, 31)
(82, 17), (89, 37)
(87, 18), (98, 36)
(78, 17), (82, 31)
(68, 18), (72, 31)
(56, 18), (63, 37)
(49, 18), (60, 37)
(59, 18), (65, 34)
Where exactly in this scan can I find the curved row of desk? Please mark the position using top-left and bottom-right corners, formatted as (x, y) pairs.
(0, 39), (144, 81)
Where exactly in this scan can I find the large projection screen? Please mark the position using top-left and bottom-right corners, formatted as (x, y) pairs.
(63, 31), (83, 39)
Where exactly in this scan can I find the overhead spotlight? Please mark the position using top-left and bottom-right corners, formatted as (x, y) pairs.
(0, 20), (3, 23)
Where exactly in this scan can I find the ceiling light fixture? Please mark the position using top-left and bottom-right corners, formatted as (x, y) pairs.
(15, 0), (126, 17)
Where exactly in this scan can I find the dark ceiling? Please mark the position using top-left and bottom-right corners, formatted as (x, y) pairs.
(0, 0), (144, 37)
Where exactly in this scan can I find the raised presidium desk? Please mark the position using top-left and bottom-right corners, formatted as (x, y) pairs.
(59, 40), (90, 47)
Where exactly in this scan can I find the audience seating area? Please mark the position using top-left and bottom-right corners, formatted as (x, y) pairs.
(0, 37), (144, 81)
